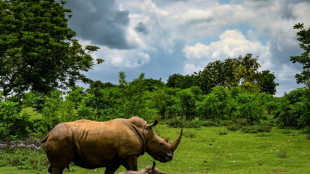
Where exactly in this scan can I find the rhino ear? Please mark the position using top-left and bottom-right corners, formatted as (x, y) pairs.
(152, 120), (158, 127)
(146, 120), (158, 129)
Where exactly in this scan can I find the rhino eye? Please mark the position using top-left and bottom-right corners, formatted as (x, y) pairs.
(159, 142), (164, 146)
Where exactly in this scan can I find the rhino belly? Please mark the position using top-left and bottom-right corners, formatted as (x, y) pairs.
(72, 140), (119, 169)
(72, 156), (112, 169)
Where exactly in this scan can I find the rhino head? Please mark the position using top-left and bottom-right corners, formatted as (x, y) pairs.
(145, 120), (183, 163)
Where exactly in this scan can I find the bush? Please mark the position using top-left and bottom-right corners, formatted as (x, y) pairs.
(233, 93), (262, 124)
(227, 124), (241, 132)
(226, 119), (272, 133)
(183, 130), (197, 138)
(177, 89), (196, 120)
(165, 118), (202, 128)
(0, 101), (32, 139)
(27, 119), (50, 137)
(274, 87), (310, 129)
(10, 111), (33, 139)
(241, 124), (272, 133)
(200, 119), (218, 127)
(302, 126), (310, 135)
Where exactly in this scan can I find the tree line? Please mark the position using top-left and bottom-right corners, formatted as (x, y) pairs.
(1, 69), (310, 139)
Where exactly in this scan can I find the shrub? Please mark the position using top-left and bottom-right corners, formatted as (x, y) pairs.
(241, 124), (272, 133)
(233, 93), (262, 124)
(274, 87), (310, 129)
(218, 131), (228, 135)
(183, 130), (197, 138)
(227, 119), (272, 133)
(0, 101), (31, 139)
(197, 94), (219, 120)
(165, 118), (202, 128)
(302, 126), (310, 135)
(177, 89), (196, 120)
(200, 119), (218, 127)
(227, 124), (241, 132)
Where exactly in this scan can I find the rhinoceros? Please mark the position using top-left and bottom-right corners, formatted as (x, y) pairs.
(41, 117), (182, 174)
(119, 161), (166, 174)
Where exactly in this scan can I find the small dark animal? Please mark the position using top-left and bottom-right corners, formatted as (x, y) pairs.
(41, 117), (182, 174)
(119, 161), (166, 174)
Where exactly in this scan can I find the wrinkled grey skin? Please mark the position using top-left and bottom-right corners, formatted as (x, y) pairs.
(119, 162), (166, 174)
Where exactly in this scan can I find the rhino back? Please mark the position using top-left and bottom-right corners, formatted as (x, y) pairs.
(68, 119), (145, 168)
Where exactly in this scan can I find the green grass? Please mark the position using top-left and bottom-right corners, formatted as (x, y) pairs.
(1, 125), (310, 174)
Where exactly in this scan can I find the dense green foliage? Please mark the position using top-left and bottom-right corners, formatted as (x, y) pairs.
(0, 0), (103, 98)
(0, 70), (309, 139)
(274, 81), (310, 129)
(290, 23), (310, 84)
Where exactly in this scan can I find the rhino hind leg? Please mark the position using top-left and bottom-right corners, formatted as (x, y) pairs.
(44, 124), (74, 174)
(47, 148), (73, 174)
(48, 164), (52, 173)
(48, 159), (71, 174)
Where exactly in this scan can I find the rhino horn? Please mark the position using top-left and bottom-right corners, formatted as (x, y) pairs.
(170, 128), (183, 151)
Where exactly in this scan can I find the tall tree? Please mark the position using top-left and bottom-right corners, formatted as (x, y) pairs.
(234, 54), (261, 88)
(257, 70), (278, 95)
(196, 54), (262, 94)
(0, 0), (103, 98)
(290, 23), (310, 84)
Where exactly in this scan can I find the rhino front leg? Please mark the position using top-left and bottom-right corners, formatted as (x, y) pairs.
(124, 155), (138, 171)
(105, 163), (120, 174)
(51, 167), (64, 174)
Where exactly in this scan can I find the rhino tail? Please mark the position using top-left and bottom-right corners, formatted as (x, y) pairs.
(40, 133), (50, 143)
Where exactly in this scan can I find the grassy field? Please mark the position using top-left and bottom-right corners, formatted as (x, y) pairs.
(0, 125), (310, 174)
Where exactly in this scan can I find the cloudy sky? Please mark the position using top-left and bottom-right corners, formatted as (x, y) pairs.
(64, 0), (310, 96)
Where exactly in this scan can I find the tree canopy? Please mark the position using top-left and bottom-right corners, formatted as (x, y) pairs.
(290, 23), (310, 84)
(0, 0), (103, 98)
(167, 54), (278, 95)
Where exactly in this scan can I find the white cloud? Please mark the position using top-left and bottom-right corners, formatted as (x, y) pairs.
(183, 43), (210, 59)
(183, 29), (272, 74)
(277, 64), (301, 83)
(88, 46), (150, 70)
(275, 64), (304, 96)
(183, 64), (203, 75)
(77, 38), (150, 69)
(292, 2), (310, 19)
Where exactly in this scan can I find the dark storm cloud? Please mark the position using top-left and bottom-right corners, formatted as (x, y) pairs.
(135, 22), (149, 35)
(65, 0), (134, 49)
